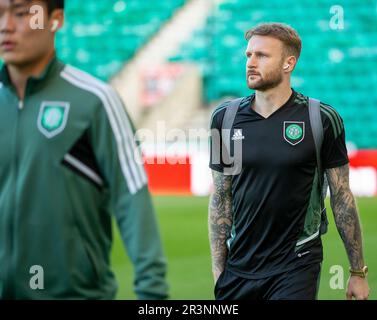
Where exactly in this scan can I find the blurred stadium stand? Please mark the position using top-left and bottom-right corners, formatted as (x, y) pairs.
(49, 0), (377, 150)
(169, 0), (377, 149)
(57, 0), (187, 80)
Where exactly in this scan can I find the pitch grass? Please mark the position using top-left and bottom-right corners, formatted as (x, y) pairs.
(111, 196), (376, 300)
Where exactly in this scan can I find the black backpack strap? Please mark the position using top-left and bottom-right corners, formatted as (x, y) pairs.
(309, 97), (329, 234)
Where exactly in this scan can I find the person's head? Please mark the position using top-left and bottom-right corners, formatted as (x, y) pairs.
(0, 0), (64, 67)
(244, 22), (302, 91)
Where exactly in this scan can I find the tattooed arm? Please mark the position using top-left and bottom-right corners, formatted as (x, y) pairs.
(208, 170), (233, 283)
(326, 164), (369, 300)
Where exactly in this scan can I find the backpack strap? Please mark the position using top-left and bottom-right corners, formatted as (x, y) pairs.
(308, 97), (329, 234)
(221, 98), (244, 158)
(309, 98), (323, 174)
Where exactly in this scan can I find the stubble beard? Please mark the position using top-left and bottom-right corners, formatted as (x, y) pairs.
(247, 67), (284, 91)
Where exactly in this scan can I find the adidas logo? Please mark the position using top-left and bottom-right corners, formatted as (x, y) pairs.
(231, 129), (245, 141)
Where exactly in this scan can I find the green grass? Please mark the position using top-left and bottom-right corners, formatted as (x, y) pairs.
(111, 196), (377, 300)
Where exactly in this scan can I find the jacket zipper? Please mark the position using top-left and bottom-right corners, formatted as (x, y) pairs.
(6, 98), (24, 297)
(13, 99), (24, 289)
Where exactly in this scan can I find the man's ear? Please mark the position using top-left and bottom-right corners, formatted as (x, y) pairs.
(49, 9), (64, 32)
(283, 56), (297, 72)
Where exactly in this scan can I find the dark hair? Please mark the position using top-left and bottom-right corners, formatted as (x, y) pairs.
(22, 0), (64, 14)
(245, 23), (302, 59)
(40, 0), (64, 14)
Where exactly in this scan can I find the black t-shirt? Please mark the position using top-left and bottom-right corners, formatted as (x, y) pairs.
(209, 90), (349, 279)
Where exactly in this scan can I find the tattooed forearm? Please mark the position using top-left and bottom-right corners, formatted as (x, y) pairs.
(208, 170), (233, 279)
(326, 164), (364, 270)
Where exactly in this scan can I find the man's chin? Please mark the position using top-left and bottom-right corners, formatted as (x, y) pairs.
(247, 80), (281, 91)
(247, 81), (264, 90)
(1, 53), (35, 67)
(1, 53), (21, 65)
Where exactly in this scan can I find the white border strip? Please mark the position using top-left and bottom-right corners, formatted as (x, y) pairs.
(64, 154), (104, 187)
(296, 229), (320, 247)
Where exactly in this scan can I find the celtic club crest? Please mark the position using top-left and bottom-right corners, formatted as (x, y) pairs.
(37, 101), (70, 139)
(283, 121), (305, 146)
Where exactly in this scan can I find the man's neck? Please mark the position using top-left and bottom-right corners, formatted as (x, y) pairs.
(7, 50), (55, 100)
(253, 81), (293, 118)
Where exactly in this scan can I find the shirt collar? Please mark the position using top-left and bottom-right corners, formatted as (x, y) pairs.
(0, 55), (64, 93)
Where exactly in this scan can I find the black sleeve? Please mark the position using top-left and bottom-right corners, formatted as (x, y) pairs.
(321, 109), (349, 169)
(209, 104), (227, 172)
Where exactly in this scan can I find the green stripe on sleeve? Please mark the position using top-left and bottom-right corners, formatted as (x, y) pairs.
(320, 108), (340, 137)
(321, 105), (343, 133)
